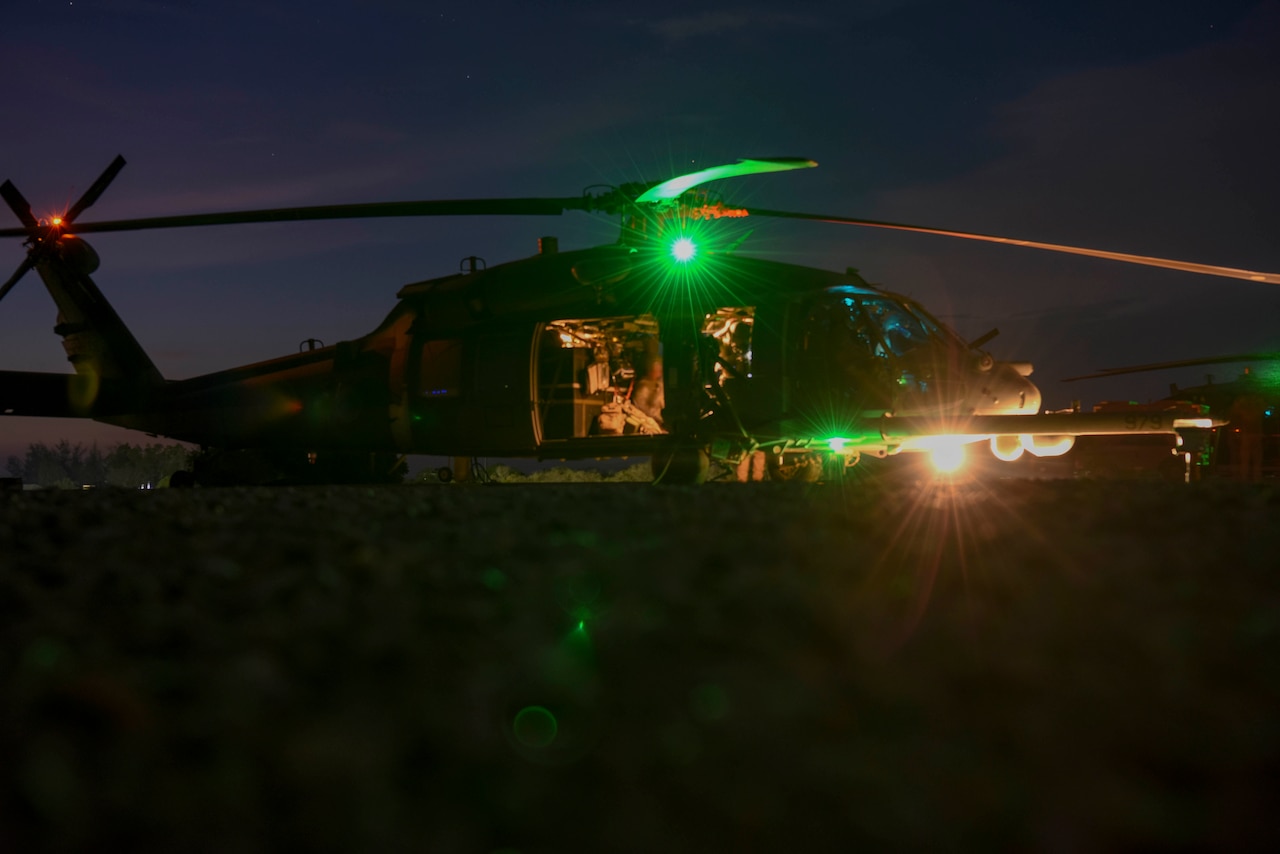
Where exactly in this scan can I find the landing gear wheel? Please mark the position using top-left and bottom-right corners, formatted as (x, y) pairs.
(766, 451), (823, 482)
(436, 466), (453, 483)
(651, 447), (710, 484)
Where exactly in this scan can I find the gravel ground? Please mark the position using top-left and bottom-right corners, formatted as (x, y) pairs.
(2, 474), (1279, 852)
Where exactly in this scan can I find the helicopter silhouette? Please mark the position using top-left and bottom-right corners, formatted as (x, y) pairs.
(2, 155), (1264, 485)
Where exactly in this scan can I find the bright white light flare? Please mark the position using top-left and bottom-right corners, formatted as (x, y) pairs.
(671, 237), (697, 263)
(930, 443), (966, 473)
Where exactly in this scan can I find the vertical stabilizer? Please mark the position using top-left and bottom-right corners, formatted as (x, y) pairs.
(1, 157), (164, 415)
(36, 241), (164, 388)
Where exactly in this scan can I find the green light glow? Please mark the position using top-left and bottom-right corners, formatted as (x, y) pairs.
(624, 218), (749, 318)
(670, 236), (697, 264)
(563, 613), (593, 659)
(827, 437), (850, 453)
(513, 706), (558, 748)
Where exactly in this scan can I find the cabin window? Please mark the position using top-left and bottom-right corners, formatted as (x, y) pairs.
(418, 338), (463, 397)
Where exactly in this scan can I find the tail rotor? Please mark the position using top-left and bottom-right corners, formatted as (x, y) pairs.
(0, 155), (127, 304)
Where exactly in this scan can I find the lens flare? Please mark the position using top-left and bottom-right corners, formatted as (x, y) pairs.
(513, 706), (558, 748)
(930, 443), (965, 473)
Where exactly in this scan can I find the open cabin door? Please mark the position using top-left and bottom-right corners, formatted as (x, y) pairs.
(534, 314), (667, 444)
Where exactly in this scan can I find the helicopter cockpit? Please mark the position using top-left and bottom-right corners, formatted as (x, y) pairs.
(793, 285), (1031, 420)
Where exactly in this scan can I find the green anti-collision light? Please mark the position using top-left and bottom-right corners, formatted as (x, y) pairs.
(671, 237), (697, 264)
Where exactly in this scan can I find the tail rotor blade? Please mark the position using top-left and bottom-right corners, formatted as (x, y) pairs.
(0, 180), (38, 230)
(64, 155), (127, 223)
(0, 258), (35, 305)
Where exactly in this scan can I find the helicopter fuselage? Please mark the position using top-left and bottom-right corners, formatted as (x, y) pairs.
(61, 245), (1046, 468)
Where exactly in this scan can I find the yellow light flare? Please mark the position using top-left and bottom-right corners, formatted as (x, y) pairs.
(898, 433), (987, 452)
(929, 442), (966, 473)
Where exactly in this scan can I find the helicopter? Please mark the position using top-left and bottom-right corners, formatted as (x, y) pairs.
(2, 155), (1265, 485)
(1063, 353), (1280, 481)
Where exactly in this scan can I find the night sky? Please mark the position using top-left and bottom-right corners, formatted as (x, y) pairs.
(3, 0), (1279, 461)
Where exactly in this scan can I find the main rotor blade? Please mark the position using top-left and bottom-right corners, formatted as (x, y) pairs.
(635, 158), (818, 204)
(0, 257), (35, 305)
(64, 154), (127, 223)
(54, 196), (596, 235)
(750, 208), (1280, 285)
(0, 180), (38, 230)
(1063, 352), (1280, 382)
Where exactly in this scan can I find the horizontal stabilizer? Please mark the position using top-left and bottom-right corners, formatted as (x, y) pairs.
(0, 370), (149, 418)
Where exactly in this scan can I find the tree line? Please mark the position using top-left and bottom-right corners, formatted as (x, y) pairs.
(6, 441), (192, 488)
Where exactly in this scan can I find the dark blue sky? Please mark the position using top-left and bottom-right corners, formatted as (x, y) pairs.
(3, 0), (1279, 458)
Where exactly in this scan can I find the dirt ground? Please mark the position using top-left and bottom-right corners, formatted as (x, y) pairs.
(2, 472), (1278, 852)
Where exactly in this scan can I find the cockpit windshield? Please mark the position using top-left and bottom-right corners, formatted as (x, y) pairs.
(859, 297), (930, 356)
(829, 293), (942, 358)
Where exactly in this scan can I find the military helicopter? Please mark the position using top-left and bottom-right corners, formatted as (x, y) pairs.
(1064, 353), (1280, 481)
(2, 155), (1266, 485)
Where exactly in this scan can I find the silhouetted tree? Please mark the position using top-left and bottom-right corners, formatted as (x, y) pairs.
(10, 441), (190, 487)
(104, 443), (191, 487)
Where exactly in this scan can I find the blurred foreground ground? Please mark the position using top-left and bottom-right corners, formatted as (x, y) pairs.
(2, 473), (1279, 852)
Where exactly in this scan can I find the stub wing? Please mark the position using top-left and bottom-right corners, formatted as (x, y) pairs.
(780, 410), (1226, 463)
(877, 411), (1223, 443)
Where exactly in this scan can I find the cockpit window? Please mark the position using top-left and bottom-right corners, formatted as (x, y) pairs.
(703, 307), (754, 385)
(799, 289), (970, 414)
(831, 295), (933, 358)
(860, 298), (930, 356)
